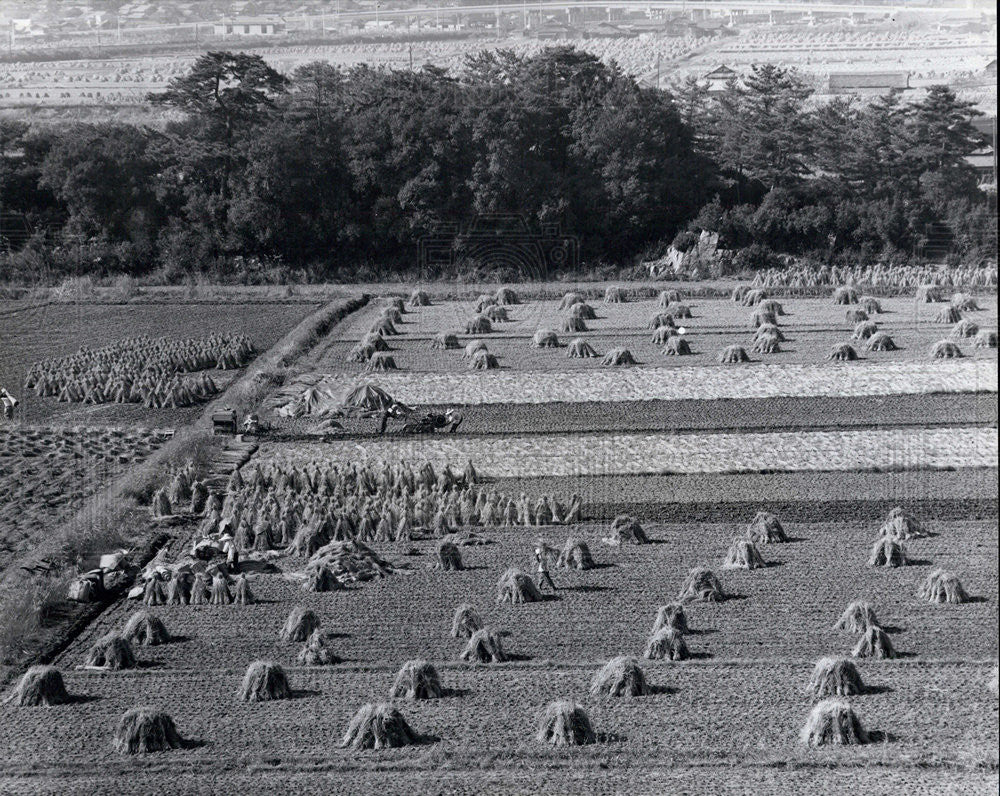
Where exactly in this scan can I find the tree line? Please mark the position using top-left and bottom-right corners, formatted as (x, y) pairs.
(0, 47), (993, 283)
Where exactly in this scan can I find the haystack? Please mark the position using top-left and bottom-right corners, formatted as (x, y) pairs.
(341, 383), (397, 413)
(731, 285), (750, 303)
(364, 352), (398, 372)
(658, 289), (682, 306)
(451, 603), (485, 639)
(460, 628), (506, 663)
(408, 289), (431, 307)
(828, 343), (859, 362)
(123, 611), (170, 647)
(852, 625), (896, 659)
(951, 293), (980, 311)
(114, 708), (184, 754)
(536, 701), (596, 746)
(280, 606), (320, 642)
(151, 489), (171, 518)
(931, 339), (964, 359)
(845, 307), (869, 324)
(723, 537), (766, 570)
(532, 329), (560, 348)
(470, 349), (500, 370)
(590, 656), (650, 698)
(651, 325), (676, 345)
(495, 287), (520, 305)
(800, 699), (868, 746)
(464, 340), (487, 358)
(431, 332), (460, 350)
(233, 573), (254, 605)
(934, 306), (961, 324)
(917, 284), (943, 303)
(465, 315), (492, 334)
(648, 312), (675, 330)
(210, 573), (232, 604)
(975, 329), (997, 349)
(868, 537), (906, 568)
(663, 336), (692, 356)
(807, 657), (865, 700)
(559, 291), (585, 310)
(602, 515), (648, 545)
(951, 319), (979, 339)
(483, 304), (509, 322)
(370, 318), (398, 337)
(918, 569), (968, 604)
(497, 567), (543, 604)
(757, 299), (784, 317)
(719, 345), (750, 364)
(643, 627), (689, 661)
(879, 506), (924, 539)
(861, 297), (882, 315)
(189, 481), (209, 514)
(834, 601), (877, 633)
(568, 302), (597, 320)
(297, 630), (341, 665)
(602, 348), (636, 366)
(474, 293), (497, 313)
(363, 332), (390, 351)
(833, 286), (859, 305)
(852, 321), (878, 341)
(678, 567), (726, 603)
(604, 286), (626, 304)
(341, 703), (420, 750)
(666, 302), (693, 319)
(567, 338), (598, 358)
(238, 660), (291, 702)
(752, 335), (781, 354)
(435, 540), (463, 571)
(84, 633), (136, 670)
(560, 315), (587, 333)
(750, 309), (777, 328)
(742, 288), (767, 306)
(6, 666), (71, 706)
(652, 603), (688, 634)
(389, 660), (443, 699)
(556, 538), (594, 570)
(303, 563), (343, 593)
(755, 323), (785, 342)
(748, 511), (787, 543)
(865, 332), (897, 352)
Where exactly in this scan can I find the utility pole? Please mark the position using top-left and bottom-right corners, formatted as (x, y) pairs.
(409, 43), (413, 70)
(656, 53), (661, 88)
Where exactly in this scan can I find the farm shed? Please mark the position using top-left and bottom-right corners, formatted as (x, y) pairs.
(828, 72), (911, 95)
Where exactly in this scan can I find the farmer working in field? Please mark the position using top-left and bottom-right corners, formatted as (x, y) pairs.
(534, 544), (557, 592)
(1, 387), (18, 421)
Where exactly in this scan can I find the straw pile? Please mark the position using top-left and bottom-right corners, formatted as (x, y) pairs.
(280, 606), (320, 642)
(341, 703), (420, 749)
(865, 332), (897, 352)
(602, 348), (637, 366)
(834, 601), (878, 633)
(556, 538), (594, 570)
(497, 567), (543, 604)
(828, 343), (859, 361)
(868, 537), (907, 568)
(918, 569), (969, 604)
(934, 306), (961, 324)
(748, 511), (787, 543)
(719, 345), (750, 364)
(432, 332), (460, 350)
(833, 287), (859, 305)
(643, 627), (689, 660)
(536, 701), (596, 746)
(122, 611), (170, 647)
(238, 660), (292, 702)
(297, 630), (341, 665)
(389, 660), (443, 699)
(800, 699), (868, 746)
(678, 567), (726, 603)
(852, 625), (896, 659)
(451, 603), (485, 639)
(602, 515), (648, 545)
(84, 633), (136, 670)
(460, 628), (506, 663)
(723, 537), (766, 570)
(567, 338), (598, 358)
(652, 603), (688, 634)
(532, 329), (560, 348)
(5, 666), (71, 706)
(852, 321), (878, 341)
(807, 657), (865, 699)
(604, 286), (626, 304)
(114, 708), (185, 754)
(590, 656), (651, 697)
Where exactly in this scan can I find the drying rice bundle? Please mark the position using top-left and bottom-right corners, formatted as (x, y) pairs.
(651, 325), (676, 344)
(918, 569), (968, 604)
(832, 286), (859, 305)
(865, 332), (897, 352)
(84, 633), (136, 670)
(364, 352), (397, 372)
(800, 699), (868, 746)
(122, 611), (170, 647)
(435, 540), (463, 571)
(807, 657), (865, 700)
(879, 506), (924, 539)
(951, 292), (980, 311)
(723, 537), (766, 569)
(731, 285), (750, 303)
(602, 348), (636, 366)
(648, 312), (675, 330)
(409, 290), (431, 307)
(341, 703), (420, 750)
(663, 336), (692, 356)
(280, 606), (320, 642)
(210, 573), (232, 605)
(151, 489), (171, 518)
(951, 319), (979, 339)
(362, 333), (389, 351)
(460, 628), (506, 663)
(750, 308), (777, 328)
(536, 701), (596, 746)
(930, 340), (963, 359)
(431, 332), (460, 350)
(852, 321), (878, 341)
(389, 660), (443, 700)
(658, 289), (682, 307)
(114, 708), (184, 754)
(470, 349), (500, 370)
(463, 340), (487, 359)
(861, 297), (882, 315)
(590, 656), (650, 698)
(678, 567), (726, 603)
(556, 538), (594, 570)
(495, 287), (520, 305)
(379, 306), (402, 326)
(483, 304), (509, 322)
(975, 329), (997, 348)
(604, 286), (626, 303)
(665, 302), (693, 319)
(465, 315), (492, 335)
(233, 574), (253, 605)
(559, 291), (585, 310)
(603, 515), (648, 545)
(747, 511), (787, 543)
(752, 335), (781, 354)
(834, 601), (878, 633)
(303, 563), (343, 593)
(757, 299), (784, 317)
(567, 338), (598, 358)
(826, 343), (858, 362)
(651, 603), (688, 634)
(474, 293), (497, 313)
(719, 345), (750, 364)
(297, 630), (341, 665)
(742, 288), (767, 306)
(560, 315), (587, 333)
(189, 481), (209, 515)
(6, 666), (71, 706)
(852, 625), (896, 659)
(935, 306), (962, 324)
(868, 537), (906, 568)
(451, 603), (484, 639)
(845, 307), (869, 324)
(755, 322), (785, 342)
(497, 567), (543, 604)
(917, 284), (944, 303)
(370, 318), (398, 337)
(532, 329), (560, 348)
(644, 626), (690, 661)
(568, 302), (597, 320)
(238, 660), (292, 702)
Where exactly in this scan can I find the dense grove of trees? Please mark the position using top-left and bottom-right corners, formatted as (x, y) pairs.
(0, 48), (993, 283)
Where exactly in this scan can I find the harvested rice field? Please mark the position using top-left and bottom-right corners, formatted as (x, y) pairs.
(0, 282), (996, 795)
